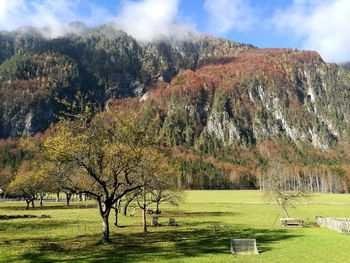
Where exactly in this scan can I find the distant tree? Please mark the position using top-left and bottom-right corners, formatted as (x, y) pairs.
(151, 189), (182, 215)
(0, 167), (14, 198)
(264, 161), (308, 218)
(134, 149), (180, 232)
(150, 161), (182, 214)
(270, 189), (306, 218)
(8, 161), (48, 209)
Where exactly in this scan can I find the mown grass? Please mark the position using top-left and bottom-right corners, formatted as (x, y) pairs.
(1, 190), (350, 262)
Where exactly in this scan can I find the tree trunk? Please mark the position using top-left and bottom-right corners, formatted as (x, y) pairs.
(114, 200), (121, 226)
(276, 197), (289, 218)
(123, 197), (134, 216)
(259, 173), (262, 190)
(39, 193), (43, 207)
(118, 200), (122, 214)
(26, 200), (30, 209)
(114, 207), (118, 226)
(155, 200), (160, 214)
(99, 202), (112, 243)
(102, 214), (110, 242)
(79, 193), (83, 202)
(282, 206), (289, 218)
(142, 207), (147, 232)
(66, 193), (71, 206)
(123, 203), (128, 216)
(31, 199), (35, 208)
(142, 188), (147, 232)
(56, 192), (60, 202)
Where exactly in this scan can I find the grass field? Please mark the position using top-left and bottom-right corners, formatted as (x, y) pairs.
(1, 190), (350, 262)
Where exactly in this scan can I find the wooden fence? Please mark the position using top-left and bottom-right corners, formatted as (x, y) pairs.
(316, 216), (350, 234)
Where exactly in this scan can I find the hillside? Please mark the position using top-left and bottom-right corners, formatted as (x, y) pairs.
(0, 25), (251, 137)
(0, 25), (349, 192)
(145, 48), (350, 149)
(139, 48), (350, 191)
(340, 62), (350, 71)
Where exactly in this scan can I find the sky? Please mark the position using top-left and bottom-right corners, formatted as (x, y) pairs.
(0, 0), (349, 62)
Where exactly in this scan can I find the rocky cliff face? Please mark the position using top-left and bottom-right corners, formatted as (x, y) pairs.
(340, 62), (350, 71)
(144, 48), (350, 150)
(134, 48), (350, 192)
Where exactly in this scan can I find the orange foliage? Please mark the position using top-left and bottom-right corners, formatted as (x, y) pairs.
(170, 147), (255, 178)
(148, 48), (323, 109)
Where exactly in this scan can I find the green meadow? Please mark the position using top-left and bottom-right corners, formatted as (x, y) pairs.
(1, 190), (350, 262)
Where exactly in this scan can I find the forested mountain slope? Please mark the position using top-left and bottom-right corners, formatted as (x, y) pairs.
(145, 48), (350, 150)
(139, 48), (350, 191)
(0, 25), (349, 192)
(0, 25), (251, 137)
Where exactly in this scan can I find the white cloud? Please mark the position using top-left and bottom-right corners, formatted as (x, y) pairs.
(0, 0), (196, 41)
(114, 0), (196, 42)
(273, 0), (350, 62)
(0, 0), (29, 30)
(0, 0), (112, 37)
(204, 0), (254, 35)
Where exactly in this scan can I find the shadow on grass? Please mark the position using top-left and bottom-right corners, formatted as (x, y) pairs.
(10, 221), (301, 262)
(0, 203), (97, 211)
(0, 219), (77, 233)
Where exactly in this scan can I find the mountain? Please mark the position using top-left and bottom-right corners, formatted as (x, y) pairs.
(144, 48), (350, 150)
(0, 25), (251, 137)
(340, 62), (350, 71)
(0, 25), (349, 192)
(137, 48), (350, 191)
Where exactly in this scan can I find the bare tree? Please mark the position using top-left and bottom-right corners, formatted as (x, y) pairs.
(152, 189), (182, 214)
(134, 151), (180, 232)
(264, 161), (308, 218)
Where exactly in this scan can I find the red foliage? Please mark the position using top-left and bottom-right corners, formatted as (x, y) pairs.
(148, 48), (324, 104)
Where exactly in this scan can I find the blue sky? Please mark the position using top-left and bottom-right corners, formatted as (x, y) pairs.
(178, 0), (299, 48)
(0, 0), (349, 62)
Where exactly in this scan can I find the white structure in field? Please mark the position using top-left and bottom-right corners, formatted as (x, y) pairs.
(151, 216), (159, 226)
(230, 239), (259, 255)
(316, 216), (350, 234)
